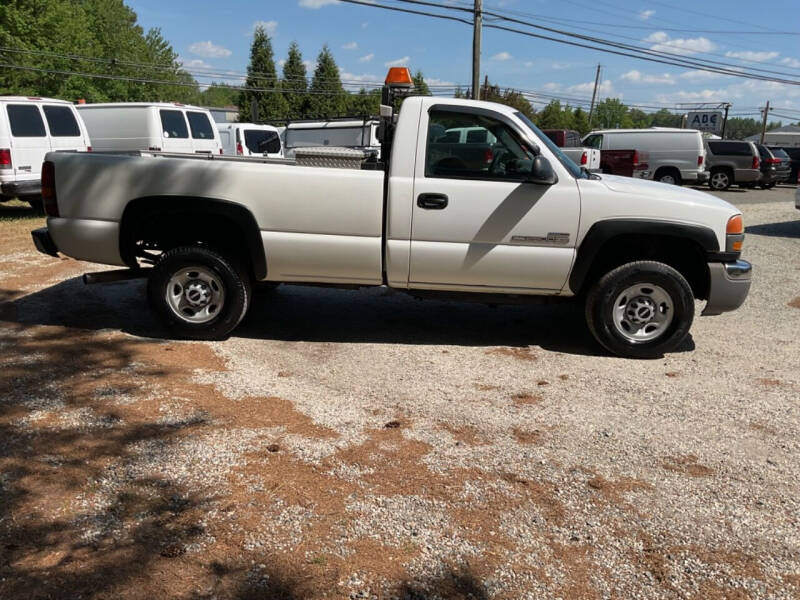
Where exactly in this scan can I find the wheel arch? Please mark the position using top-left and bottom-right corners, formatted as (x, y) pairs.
(119, 196), (266, 280)
(569, 219), (717, 299)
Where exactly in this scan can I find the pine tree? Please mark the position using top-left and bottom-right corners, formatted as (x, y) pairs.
(282, 41), (308, 119)
(307, 45), (347, 118)
(239, 24), (289, 121)
(572, 107), (590, 135)
(412, 71), (431, 96)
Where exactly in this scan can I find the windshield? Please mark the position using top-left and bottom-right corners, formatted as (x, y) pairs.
(514, 112), (587, 179)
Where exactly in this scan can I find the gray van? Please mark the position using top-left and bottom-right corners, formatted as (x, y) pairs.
(705, 140), (761, 191)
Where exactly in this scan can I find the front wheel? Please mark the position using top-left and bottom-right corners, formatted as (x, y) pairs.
(709, 170), (731, 191)
(656, 170), (682, 186)
(585, 261), (695, 359)
(147, 246), (251, 340)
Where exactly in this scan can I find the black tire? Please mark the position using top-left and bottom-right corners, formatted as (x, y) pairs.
(147, 246), (251, 340)
(708, 169), (732, 191)
(655, 168), (682, 186)
(585, 261), (694, 359)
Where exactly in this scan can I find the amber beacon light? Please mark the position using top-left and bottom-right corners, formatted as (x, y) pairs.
(384, 67), (413, 88)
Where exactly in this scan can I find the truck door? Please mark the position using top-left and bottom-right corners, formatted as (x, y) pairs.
(158, 109), (193, 154)
(42, 104), (86, 153)
(409, 107), (580, 292)
(5, 103), (50, 182)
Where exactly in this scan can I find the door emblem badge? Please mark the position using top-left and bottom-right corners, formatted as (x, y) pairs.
(512, 233), (570, 245)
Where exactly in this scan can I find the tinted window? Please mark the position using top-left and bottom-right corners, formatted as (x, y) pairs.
(43, 105), (81, 137)
(426, 110), (534, 180)
(707, 141), (751, 156)
(7, 104), (46, 137)
(770, 148), (789, 160)
(543, 131), (560, 145)
(159, 110), (189, 139)
(466, 129), (488, 143)
(186, 111), (214, 140)
(515, 111), (586, 179)
(244, 129), (281, 154)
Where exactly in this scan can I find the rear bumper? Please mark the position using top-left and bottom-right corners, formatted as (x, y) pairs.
(31, 227), (59, 257)
(702, 260), (752, 316)
(1, 179), (41, 199)
(682, 170), (709, 183)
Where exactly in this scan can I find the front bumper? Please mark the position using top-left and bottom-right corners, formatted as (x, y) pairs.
(31, 227), (59, 257)
(702, 260), (752, 316)
(1, 179), (41, 199)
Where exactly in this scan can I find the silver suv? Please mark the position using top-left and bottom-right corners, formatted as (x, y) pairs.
(705, 140), (760, 191)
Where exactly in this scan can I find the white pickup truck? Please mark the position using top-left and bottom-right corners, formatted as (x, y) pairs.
(31, 72), (751, 358)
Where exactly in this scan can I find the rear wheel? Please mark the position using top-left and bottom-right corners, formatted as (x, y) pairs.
(656, 169), (682, 186)
(709, 169), (731, 191)
(147, 246), (251, 340)
(585, 261), (694, 359)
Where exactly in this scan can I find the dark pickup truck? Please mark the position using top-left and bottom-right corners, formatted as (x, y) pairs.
(599, 149), (650, 178)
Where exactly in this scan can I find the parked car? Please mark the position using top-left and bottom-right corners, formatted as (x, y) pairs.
(582, 128), (708, 185)
(217, 123), (282, 158)
(0, 96), (92, 209)
(32, 73), (751, 359)
(769, 146), (800, 183)
(756, 144), (791, 189)
(282, 118), (380, 159)
(541, 129), (601, 172)
(77, 103), (222, 155)
(704, 140), (761, 191)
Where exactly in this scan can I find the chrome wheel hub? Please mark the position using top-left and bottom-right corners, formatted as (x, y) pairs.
(166, 267), (225, 324)
(612, 284), (674, 343)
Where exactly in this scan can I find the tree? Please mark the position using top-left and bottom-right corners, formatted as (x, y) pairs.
(346, 88), (381, 116)
(412, 70), (431, 96)
(199, 83), (240, 108)
(307, 45), (347, 117)
(593, 98), (633, 129)
(650, 108), (682, 128)
(282, 41), (308, 119)
(535, 100), (575, 130)
(239, 24), (288, 121)
(479, 81), (536, 122)
(572, 107), (590, 136)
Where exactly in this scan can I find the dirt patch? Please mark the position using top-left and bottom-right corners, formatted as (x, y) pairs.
(665, 371), (680, 378)
(474, 382), (500, 391)
(586, 474), (653, 504)
(512, 427), (544, 445)
(438, 422), (486, 446)
(788, 296), (800, 309)
(485, 347), (537, 361)
(749, 421), (778, 435)
(757, 377), (782, 386)
(663, 455), (715, 477)
(511, 392), (543, 406)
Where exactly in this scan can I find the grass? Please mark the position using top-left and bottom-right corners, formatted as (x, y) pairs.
(0, 199), (42, 223)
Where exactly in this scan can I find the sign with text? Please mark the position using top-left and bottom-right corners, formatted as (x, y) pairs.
(687, 111), (723, 134)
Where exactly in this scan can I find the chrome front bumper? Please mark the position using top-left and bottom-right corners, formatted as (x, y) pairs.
(702, 260), (752, 316)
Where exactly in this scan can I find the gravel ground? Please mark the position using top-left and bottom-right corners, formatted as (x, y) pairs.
(0, 187), (798, 599)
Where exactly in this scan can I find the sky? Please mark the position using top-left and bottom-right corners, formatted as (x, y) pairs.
(126, 0), (800, 121)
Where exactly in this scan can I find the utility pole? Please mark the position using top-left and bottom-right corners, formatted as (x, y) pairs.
(721, 103), (731, 139)
(587, 64), (601, 129)
(472, 0), (482, 100)
(759, 100), (770, 144)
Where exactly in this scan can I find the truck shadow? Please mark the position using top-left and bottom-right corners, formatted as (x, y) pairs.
(745, 220), (800, 239)
(0, 277), (695, 357)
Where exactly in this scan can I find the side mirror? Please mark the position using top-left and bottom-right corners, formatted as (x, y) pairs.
(527, 155), (558, 185)
(258, 131), (282, 155)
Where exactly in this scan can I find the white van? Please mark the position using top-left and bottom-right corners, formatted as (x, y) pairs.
(77, 103), (222, 155)
(583, 128), (709, 185)
(217, 123), (283, 158)
(282, 119), (380, 158)
(0, 97), (91, 207)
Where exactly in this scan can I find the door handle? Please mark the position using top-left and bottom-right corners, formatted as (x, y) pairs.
(417, 193), (449, 209)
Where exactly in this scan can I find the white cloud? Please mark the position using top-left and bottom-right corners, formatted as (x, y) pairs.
(340, 71), (380, 84)
(568, 79), (615, 96)
(725, 50), (779, 62)
(359, 53), (375, 63)
(188, 41), (232, 58)
(491, 51), (513, 61)
(385, 56), (410, 67)
(644, 31), (715, 56)
(542, 82), (562, 92)
(781, 57), (800, 68)
(620, 69), (675, 84)
(249, 20), (278, 36)
(278, 59), (286, 68)
(303, 60), (318, 71)
(679, 69), (723, 81)
(342, 41), (358, 50)
(524, 61), (534, 68)
(639, 9), (655, 20)
(361, 22), (369, 28)
(425, 77), (456, 86)
(178, 57), (212, 70)
(299, 0), (339, 7)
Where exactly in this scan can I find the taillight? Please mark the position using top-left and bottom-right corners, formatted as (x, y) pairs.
(752, 156), (759, 169)
(632, 150), (648, 170)
(484, 148), (494, 164)
(766, 157), (780, 164)
(86, 146), (92, 153)
(236, 143), (243, 156)
(697, 155), (704, 166)
(0, 148), (10, 170)
(580, 151), (587, 166)
(219, 148), (223, 155)
(42, 161), (58, 217)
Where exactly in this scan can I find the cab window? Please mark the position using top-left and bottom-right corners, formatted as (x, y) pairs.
(583, 134), (602, 149)
(159, 110), (189, 139)
(43, 106), (81, 137)
(186, 111), (214, 140)
(426, 110), (533, 181)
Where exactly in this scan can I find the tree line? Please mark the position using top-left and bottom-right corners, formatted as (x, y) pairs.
(1, 1), (792, 137)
